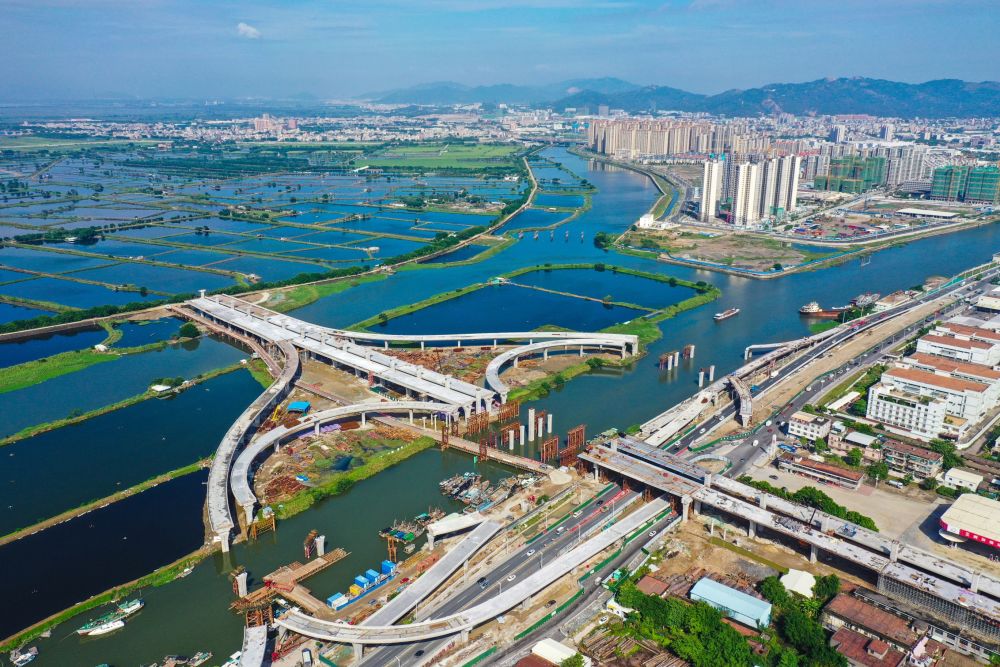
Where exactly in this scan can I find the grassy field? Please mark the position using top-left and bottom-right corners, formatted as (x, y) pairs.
(363, 143), (522, 170)
(0, 136), (157, 151)
(260, 273), (388, 313)
(0, 349), (116, 394)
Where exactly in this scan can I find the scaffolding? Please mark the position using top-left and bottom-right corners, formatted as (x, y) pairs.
(877, 572), (1000, 644)
(249, 513), (276, 541)
(541, 437), (559, 462)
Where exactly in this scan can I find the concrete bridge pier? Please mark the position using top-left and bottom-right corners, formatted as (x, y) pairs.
(460, 629), (470, 645)
(709, 365), (716, 382)
(520, 425), (526, 446)
(352, 643), (364, 665)
(528, 408), (536, 440)
(242, 503), (255, 528)
(547, 413), (553, 434)
(748, 520), (756, 538)
(971, 571), (982, 593)
(889, 541), (900, 562)
(810, 545), (818, 564)
(420, 341), (425, 350)
(579, 345), (584, 357)
(219, 530), (231, 553)
(543, 349), (548, 361)
(681, 496), (692, 523)
(409, 409), (414, 425)
(694, 499), (702, 514)
(361, 412), (367, 427)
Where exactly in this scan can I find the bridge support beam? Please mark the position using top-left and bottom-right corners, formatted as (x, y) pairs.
(352, 643), (364, 664)
(748, 520), (756, 539)
(219, 531), (231, 553)
(460, 628), (470, 645)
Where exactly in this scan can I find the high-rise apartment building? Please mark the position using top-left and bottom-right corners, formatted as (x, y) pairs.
(700, 159), (724, 223)
(931, 165), (1000, 203)
(732, 162), (761, 227)
(814, 156), (887, 193)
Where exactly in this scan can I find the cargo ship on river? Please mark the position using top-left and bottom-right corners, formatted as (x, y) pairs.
(714, 308), (740, 321)
(799, 292), (880, 318)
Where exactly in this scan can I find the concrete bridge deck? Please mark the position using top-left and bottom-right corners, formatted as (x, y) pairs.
(230, 401), (453, 527)
(207, 338), (300, 551)
(193, 293), (638, 352)
(364, 520), (502, 627)
(276, 498), (669, 645)
(189, 295), (492, 414)
(484, 338), (624, 400)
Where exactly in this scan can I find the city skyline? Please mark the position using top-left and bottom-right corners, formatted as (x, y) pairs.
(2, 0), (999, 101)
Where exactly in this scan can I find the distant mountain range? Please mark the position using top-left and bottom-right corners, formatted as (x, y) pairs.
(363, 77), (1000, 118)
(360, 78), (640, 105)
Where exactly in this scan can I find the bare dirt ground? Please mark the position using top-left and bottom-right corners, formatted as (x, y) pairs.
(298, 361), (377, 403)
(388, 346), (499, 384)
(500, 351), (617, 390)
(744, 465), (939, 540)
(623, 229), (836, 271)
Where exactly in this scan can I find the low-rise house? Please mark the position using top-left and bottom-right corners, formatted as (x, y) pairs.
(880, 440), (943, 480)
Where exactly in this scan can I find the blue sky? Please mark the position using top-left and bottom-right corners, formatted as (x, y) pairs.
(3, 0), (998, 100)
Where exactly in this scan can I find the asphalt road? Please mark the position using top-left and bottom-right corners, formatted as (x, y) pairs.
(683, 272), (998, 478)
(362, 484), (632, 666)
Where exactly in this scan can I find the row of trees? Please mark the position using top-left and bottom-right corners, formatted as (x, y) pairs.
(738, 477), (878, 531)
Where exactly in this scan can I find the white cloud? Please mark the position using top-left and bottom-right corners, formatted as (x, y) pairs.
(237, 22), (261, 39)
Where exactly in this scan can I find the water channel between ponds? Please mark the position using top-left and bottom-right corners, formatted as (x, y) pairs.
(3, 146), (1000, 662)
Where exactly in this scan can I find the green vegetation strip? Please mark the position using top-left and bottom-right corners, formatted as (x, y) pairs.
(738, 477), (878, 531)
(261, 273), (388, 313)
(401, 235), (516, 271)
(0, 349), (117, 394)
(0, 547), (213, 652)
(461, 646), (498, 667)
(0, 363), (244, 447)
(273, 436), (437, 519)
(0, 460), (208, 547)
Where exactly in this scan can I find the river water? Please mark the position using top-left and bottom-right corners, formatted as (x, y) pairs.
(9, 146), (1000, 663)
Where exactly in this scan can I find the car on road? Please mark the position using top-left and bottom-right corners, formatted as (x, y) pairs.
(596, 499), (604, 506)
(769, 475), (779, 480)
(572, 510), (582, 518)
(477, 577), (489, 589)
(526, 549), (535, 556)
(507, 574), (516, 582)
(547, 599), (557, 607)
(557, 526), (566, 533)
(648, 530), (657, 537)
(415, 650), (425, 657)
(699, 428), (706, 433)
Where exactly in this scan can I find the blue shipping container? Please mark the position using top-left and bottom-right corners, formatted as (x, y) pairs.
(365, 569), (380, 584)
(326, 593), (345, 608)
(354, 575), (369, 589)
(381, 560), (396, 575)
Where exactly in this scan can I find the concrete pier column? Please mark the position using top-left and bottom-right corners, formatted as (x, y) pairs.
(384, 341), (388, 349)
(543, 349), (548, 361)
(361, 412), (367, 427)
(681, 496), (692, 523)
(527, 408), (536, 440)
(674, 351), (680, 366)
(460, 629), (470, 645)
(520, 425), (526, 446)
(243, 504), (255, 528)
(689, 345), (695, 359)
(235, 571), (248, 597)
(757, 495), (767, 511)
(621, 344), (626, 359)
(704, 473), (713, 489)
(709, 365), (716, 382)
(748, 521), (756, 538)
(810, 545), (818, 564)
(220, 531), (231, 553)
(513, 356), (519, 368)
(547, 413), (553, 434)
(352, 643), (364, 664)
(456, 340), (462, 349)
(971, 571), (982, 593)
(493, 339), (497, 349)
(409, 410), (414, 425)
(421, 340), (425, 350)
(537, 416), (544, 438)
(315, 535), (326, 557)
(694, 499), (702, 514)
(314, 422), (321, 436)
(666, 356), (673, 371)
(509, 430), (515, 450)
(579, 345), (584, 357)
(593, 465), (600, 482)
(698, 370), (705, 387)
(889, 541), (900, 562)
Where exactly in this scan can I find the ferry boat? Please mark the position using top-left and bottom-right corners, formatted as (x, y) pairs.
(713, 308), (740, 322)
(798, 302), (849, 318)
(9, 647), (38, 666)
(76, 598), (143, 636)
(85, 619), (125, 637)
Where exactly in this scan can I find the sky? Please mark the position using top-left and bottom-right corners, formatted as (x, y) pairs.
(2, 0), (998, 100)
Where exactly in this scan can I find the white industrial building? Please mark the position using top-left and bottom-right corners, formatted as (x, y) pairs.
(786, 411), (832, 442)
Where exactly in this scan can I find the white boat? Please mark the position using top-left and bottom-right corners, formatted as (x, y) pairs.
(116, 598), (144, 618)
(222, 651), (243, 667)
(85, 619), (125, 636)
(10, 647), (38, 666)
(189, 651), (213, 666)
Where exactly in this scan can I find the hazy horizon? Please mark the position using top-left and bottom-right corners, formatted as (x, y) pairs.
(2, 0), (999, 101)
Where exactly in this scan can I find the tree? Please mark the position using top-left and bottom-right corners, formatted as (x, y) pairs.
(178, 322), (199, 338)
(559, 655), (585, 667)
(867, 461), (890, 485)
(845, 447), (863, 467)
(759, 576), (790, 607)
(814, 437), (828, 453)
(814, 574), (840, 602)
(920, 477), (939, 491)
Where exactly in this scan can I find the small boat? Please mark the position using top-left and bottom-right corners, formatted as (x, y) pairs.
(222, 650), (243, 666)
(189, 651), (213, 666)
(115, 598), (144, 618)
(10, 647), (38, 666)
(798, 301), (848, 318)
(714, 308), (740, 321)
